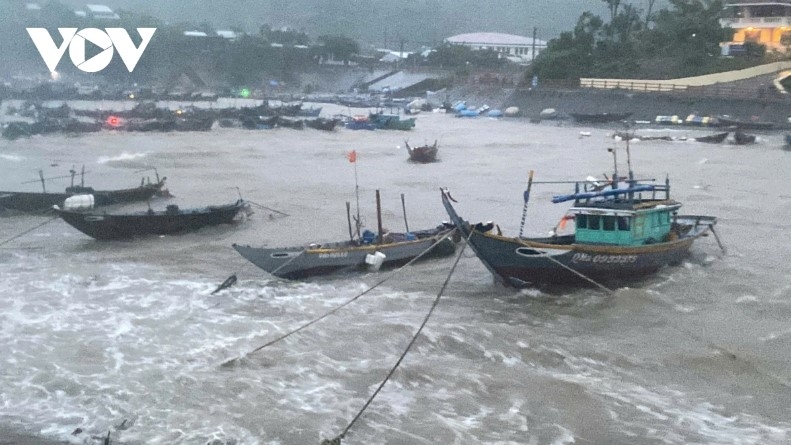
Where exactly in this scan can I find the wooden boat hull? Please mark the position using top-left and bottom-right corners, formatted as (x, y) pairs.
(694, 132), (729, 143)
(441, 190), (716, 288)
(232, 227), (457, 279)
(405, 141), (438, 163)
(55, 200), (245, 240)
(0, 180), (165, 213)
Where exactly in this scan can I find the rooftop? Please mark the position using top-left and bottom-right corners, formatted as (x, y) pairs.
(446, 32), (545, 47)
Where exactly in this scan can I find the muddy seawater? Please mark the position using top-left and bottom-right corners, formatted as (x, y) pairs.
(1, 101), (790, 445)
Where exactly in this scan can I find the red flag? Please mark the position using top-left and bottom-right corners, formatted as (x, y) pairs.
(346, 150), (357, 163)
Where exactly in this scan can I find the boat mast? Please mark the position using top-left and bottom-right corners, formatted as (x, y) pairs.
(376, 189), (383, 244)
(607, 146), (618, 188)
(354, 157), (361, 239)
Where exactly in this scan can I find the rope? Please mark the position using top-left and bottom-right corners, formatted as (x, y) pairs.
(219, 228), (458, 367)
(246, 200), (289, 217)
(269, 248), (307, 277)
(327, 230), (471, 444)
(513, 238), (613, 293)
(0, 215), (60, 247)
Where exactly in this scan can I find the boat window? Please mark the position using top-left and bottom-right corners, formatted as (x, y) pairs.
(576, 214), (587, 229)
(602, 216), (615, 231)
(588, 215), (601, 230)
(617, 216), (630, 231)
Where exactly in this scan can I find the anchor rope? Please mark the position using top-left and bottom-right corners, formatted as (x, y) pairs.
(219, 228), (458, 367)
(245, 200), (290, 217)
(0, 215), (60, 247)
(328, 230), (471, 444)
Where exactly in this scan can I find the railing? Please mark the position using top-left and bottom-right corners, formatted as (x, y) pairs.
(508, 78), (787, 101)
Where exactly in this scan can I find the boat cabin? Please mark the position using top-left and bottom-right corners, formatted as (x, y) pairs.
(571, 202), (680, 246)
(556, 177), (679, 247)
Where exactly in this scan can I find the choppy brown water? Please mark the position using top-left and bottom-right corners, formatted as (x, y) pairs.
(1, 101), (790, 444)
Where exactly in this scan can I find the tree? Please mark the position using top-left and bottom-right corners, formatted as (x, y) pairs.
(316, 35), (360, 64)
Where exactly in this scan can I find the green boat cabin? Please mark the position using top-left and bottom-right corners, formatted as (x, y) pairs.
(571, 201), (681, 246)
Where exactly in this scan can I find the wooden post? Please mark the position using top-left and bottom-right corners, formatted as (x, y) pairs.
(376, 190), (383, 244)
(400, 193), (409, 232)
(346, 201), (354, 242)
(38, 169), (46, 193)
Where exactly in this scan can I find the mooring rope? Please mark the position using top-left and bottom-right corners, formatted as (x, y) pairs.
(246, 200), (290, 217)
(324, 230), (471, 444)
(0, 215), (60, 247)
(513, 238), (614, 293)
(219, 228), (458, 367)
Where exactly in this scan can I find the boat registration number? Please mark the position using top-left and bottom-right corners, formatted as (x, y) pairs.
(318, 252), (348, 259)
(572, 253), (637, 264)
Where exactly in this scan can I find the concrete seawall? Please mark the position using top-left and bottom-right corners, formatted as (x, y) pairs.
(504, 87), (791, 125)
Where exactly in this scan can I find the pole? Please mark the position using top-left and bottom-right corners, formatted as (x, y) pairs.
(38, 170), (46, 193)
(376, 189), (383, 245)
(518, 170), (534, 238)
(354, 160), (361, 239)
(532, 27), (537, 63)
(400, 193), (409, 232)
(80, 165), (85, 187)
(346, 201), (354, 242)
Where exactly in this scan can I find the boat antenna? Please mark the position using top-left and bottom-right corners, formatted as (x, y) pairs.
(70, 166), (76, 188)
(80, 165), (85, 187)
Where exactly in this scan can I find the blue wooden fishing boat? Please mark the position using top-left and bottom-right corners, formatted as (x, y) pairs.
(441, 147), (721, 288)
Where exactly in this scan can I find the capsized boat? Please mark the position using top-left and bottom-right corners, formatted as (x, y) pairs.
(54, 198), (248, 240)
(440, 148), (720, 288)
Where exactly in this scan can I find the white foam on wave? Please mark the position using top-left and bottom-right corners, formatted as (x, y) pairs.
(551, 349), (791, 444)
(0, 153), (23, 162)
(96, 152), (148, 164)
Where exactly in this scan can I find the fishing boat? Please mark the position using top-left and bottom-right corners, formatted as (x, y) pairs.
(54, 198), (248, 240)
(232, 222), (456, 279)
(0, 172), (166, 213)
(405, 140), (438, 163)
(368, 112), (416, 130)
(732, 132), (757, 145)
(715, 115), (774, 131)
(694, 131), (729, 143)
(440, 146), (720, 288)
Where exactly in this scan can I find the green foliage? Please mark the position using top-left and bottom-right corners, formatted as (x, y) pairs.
(533, 0), (770, 80)
(426, 43), (505, 69)
(315, 35), (360, 64)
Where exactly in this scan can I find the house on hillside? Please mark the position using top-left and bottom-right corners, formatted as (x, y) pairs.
(84, 4), (119, 20)
(720, 0), (791, 52)
(445, 32), (546, 65)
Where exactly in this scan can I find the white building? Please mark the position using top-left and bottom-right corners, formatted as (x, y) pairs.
(445, 32), (546, 64)
(85, 4), (119, 20)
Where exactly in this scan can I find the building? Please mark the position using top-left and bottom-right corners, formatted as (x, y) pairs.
(84, 4), (120, 20)
(720, 0), (791, 52)
(444, 32), (546, 64)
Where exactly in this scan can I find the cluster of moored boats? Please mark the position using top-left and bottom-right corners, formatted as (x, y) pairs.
(2, 141), (722, 289)
(1, 100), (423, 140)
